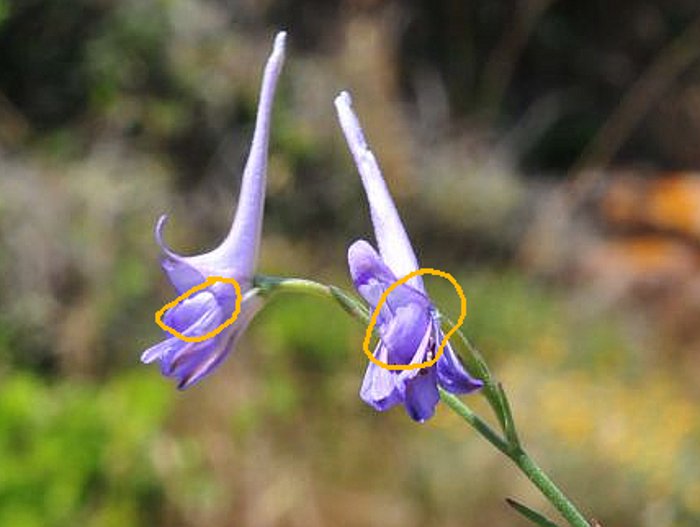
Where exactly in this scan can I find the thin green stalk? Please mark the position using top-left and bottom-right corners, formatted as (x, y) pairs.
(439, 388), (510, 456)
(440, 314), (518, 445)
(440, 389), (590, 527)
(254, 276), (369, 322)
(255, 275), (332, 297)
(510, 450), (590, 527)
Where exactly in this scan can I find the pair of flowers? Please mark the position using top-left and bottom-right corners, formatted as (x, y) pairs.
(141, 32), (482, 422)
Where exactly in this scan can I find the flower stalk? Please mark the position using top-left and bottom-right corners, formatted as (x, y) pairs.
(254, 275), (369, 321)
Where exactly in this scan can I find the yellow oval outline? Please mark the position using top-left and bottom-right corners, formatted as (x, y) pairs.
(154, 276), (242, 343)
(362, 268), (466, 371)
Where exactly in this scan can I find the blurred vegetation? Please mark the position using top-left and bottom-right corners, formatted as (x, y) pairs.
(1, 1), (700, 526)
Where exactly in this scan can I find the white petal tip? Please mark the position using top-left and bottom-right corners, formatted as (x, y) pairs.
(335, 91), (352, 110)
(335, 91), (370, 154)
(154, 214), (181, 259)
(273, 31), (287, 56)
(140, 347), (162, 364)
(155, 213), (168, 229)
(154, 214), (169, 247)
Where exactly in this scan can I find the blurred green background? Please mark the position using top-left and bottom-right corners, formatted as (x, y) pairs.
(1, 1), (700, 526)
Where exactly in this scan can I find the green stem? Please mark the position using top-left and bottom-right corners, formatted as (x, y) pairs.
(255, 275), (331, 297)
(440, 389), (590, 527)
(440, 315), (519, 446)
(439, 389), (511, 456)
(254, 276), (369, 322)
(510, 450), (590, 527)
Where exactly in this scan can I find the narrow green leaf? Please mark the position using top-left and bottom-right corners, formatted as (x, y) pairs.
(506, 498), (562, 527)
(497, 382), (521, 448)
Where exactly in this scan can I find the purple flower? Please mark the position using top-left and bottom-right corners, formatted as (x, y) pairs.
(335, 91), (483, 422)
(140, 32), (287, 389)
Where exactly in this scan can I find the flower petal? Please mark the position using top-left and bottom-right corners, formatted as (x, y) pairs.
(140, 337), (180, 364)
(437, 339), (484, 394)
(348, 239), (428, 315)
(396, 318), (434, 387)
(433, 316), (483, 394)
(348, 239), (397, 310)
(177, 294), (264, 389)
(163, 291), (222, 334)
(155, 215), (206, 294)
(381, 303), (431, 366)
(161, 339), (209, 378)
(403, 368), (440, 422)
(144, 288), (263, 389)
(360, 343), (403, 411)
(335, 91), (424, 292)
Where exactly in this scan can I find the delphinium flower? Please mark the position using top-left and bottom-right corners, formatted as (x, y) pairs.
(140, 32), (286, 389)
(334, 91), (483, 422)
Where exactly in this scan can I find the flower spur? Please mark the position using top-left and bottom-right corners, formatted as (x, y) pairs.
(335, 91), (483, 422)
(140, 31), (286, 389)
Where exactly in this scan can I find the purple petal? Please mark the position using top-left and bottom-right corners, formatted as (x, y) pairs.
(348, 240), (398, 323)
(437, 339), (484, 394)
(163, 291), (221, 333)
(161, 339), (209, 378)
(396, 319), (434, 387)
(141, 337), (180, 364)
(360, 343), (403, 411)
(155, 215), (206, 294)
(177, 294), (264, 389)
(335, 91), (424, 292)
(348, 239), (396, 298)
(381, 303), (431, 366)
(143, 290), (263, 389)
(403, 368), (440, 422)
(348, 240), (429, 315)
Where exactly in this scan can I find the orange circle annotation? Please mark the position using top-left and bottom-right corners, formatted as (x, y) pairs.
(154, 276), (242, 343)
(362, 268), (467, 371)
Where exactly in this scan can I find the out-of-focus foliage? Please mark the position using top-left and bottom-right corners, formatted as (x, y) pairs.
(0, 370), (212, 527)
(4, 0), (700, 172)
(0, 148), (169, 374)
(1, 1), (700, 526)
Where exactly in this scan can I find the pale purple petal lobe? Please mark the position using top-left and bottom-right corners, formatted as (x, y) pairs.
(381, 303), (431, 365)
(141, 337), (179, 364)
(360, 344), (404, 411)
(348, 239), (429, 321)
(437, 339), (484, 394)
(404, 368), (440, 422)
(155, 215), (206, 294)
